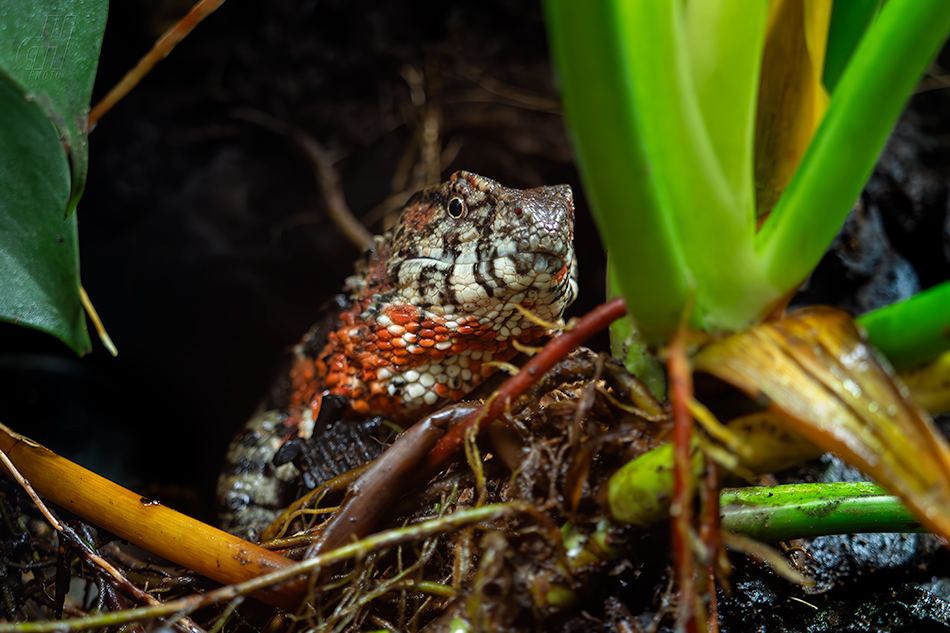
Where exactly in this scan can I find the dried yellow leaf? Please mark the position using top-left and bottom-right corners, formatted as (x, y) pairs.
(694, 307), (950, 541)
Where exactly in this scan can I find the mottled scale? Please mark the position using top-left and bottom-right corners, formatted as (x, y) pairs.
(218, 171), (577, 540)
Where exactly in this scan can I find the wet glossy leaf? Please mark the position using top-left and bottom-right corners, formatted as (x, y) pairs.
(0, 72), (89, 354)
(694, 306), (950, 541)
(0, 0), (108, 215)
(0, 0), (105, 354)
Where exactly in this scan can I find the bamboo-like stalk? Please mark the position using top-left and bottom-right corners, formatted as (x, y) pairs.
(0, 424), (301, 610)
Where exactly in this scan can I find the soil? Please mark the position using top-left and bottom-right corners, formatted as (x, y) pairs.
(1, 1), (950, 631)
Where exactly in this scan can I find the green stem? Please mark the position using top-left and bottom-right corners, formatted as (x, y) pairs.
(720, 482), (922, 542)
(544, 1), (690, 334)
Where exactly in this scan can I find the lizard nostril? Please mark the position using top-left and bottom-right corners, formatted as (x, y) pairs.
(513, 207), (522, 216)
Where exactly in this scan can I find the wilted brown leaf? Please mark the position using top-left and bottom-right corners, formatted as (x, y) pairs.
(694, 306), (950, 540)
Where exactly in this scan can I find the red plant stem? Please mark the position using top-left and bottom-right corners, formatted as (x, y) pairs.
(88, 0), (227, 129)
(702, 456), (721, 633)
(422, 296), (628, 471)
(668, 328), (699, 633)
(302, 297), (630, 568)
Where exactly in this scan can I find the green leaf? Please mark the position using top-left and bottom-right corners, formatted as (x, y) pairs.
(619, 1), (773, 333)
(823, 0), (882, 92)
(684, 0), (765, 217)
(546, 0), (777, 335)
(858, 280), (950, 372)
(756, 0), (950, 295)
(544, 1), (690, 335)
(0, 0), (108, 216)
(0, 71), (90, 354)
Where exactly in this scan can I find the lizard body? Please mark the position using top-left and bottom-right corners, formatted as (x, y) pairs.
(217, 171), (577, 540)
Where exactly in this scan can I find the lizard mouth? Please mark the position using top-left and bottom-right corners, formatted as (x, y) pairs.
(405, 247), (568, 270)
(510, 249), (570, 276)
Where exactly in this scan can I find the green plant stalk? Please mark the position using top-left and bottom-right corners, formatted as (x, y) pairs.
(607, 256), (667, 400)
(544, 1), (690, 335)
(608, 443), (703, 528)
(588, 483), (923, 582)
(547, 1), (782, 334)
(609, 444), (925, 541)
(756, 0), (950, 294)
(720, 482), (922, 542)
(683, 0), (764, 223)
(822, 0), (882, 92)
(857, 279), (950, 372)
(618, 1), (776, 334)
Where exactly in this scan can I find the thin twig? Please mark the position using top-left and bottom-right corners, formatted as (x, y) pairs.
(701, 457), (721, 633)
(456, 68), (563, 113)
(0, 443), (61, 530)
(0, 503), (535, 633)
(80, 286), (118, 356)
(233, 108), (375, 252)
(0, 424), (299, 609)
(88, 0), (227, 128)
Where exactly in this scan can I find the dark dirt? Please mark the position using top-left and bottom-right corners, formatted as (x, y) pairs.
(1, 1), (950, 631)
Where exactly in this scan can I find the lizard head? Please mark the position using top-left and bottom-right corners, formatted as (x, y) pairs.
(387, 171), (577, 326)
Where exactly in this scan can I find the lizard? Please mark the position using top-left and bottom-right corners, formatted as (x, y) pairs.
(216, 171), (578, 541)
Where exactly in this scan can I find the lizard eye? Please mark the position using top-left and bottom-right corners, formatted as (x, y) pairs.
(447, 197), (465, 219)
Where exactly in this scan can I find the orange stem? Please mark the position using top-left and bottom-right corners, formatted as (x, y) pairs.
(423, 297), (629, 469)
(88, 0), (227, 129)
(702, 456), (721, 633)
(668, 329), (699, 633)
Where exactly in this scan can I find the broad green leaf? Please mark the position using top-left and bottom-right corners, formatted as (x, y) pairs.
(0, 0), (108, 216)
(620, 1), (773, 333)
(547, 0), (777, 336)
(694, 307), (950, 542)
(0, 71), (89, 354)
